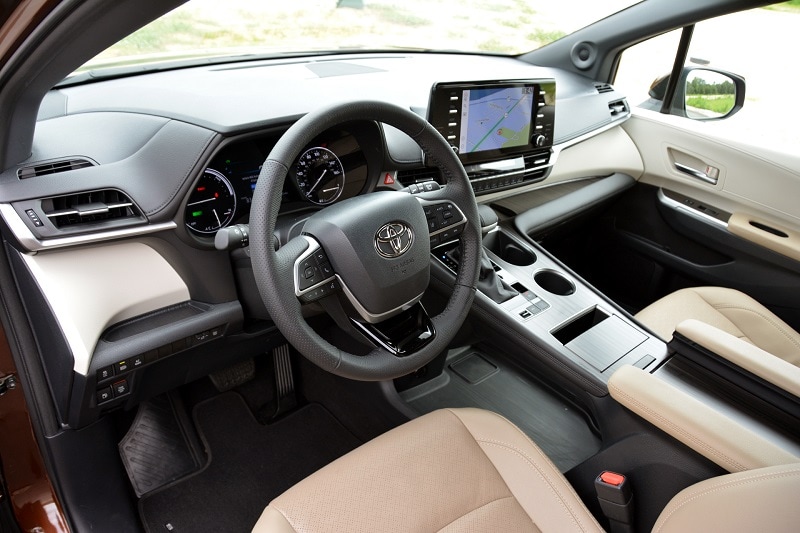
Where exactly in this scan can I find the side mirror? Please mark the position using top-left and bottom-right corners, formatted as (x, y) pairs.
(641, 66), (746, 120)
(680, 68), (745, 120)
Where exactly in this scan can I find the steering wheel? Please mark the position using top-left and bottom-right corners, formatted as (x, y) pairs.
(250, 101), (481, 381)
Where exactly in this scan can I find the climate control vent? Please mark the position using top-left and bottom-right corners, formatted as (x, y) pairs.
(17, 157), (96, 179)
(523, 151), (552, 181)
(42, 189), (143, 229)
(608, 98), (629, 117)
(594, 83), (614, 94)
(396, 167), (442, 186)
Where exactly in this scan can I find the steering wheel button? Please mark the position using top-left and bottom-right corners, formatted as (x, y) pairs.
(314, 251), (328, 263)
(304, 266), (316, 279)
(319, 262), (333, 276)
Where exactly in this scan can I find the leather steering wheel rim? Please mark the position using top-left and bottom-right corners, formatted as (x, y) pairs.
(250, 100), (481, 381)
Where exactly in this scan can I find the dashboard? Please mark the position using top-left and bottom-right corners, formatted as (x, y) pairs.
(0, 51), (631, 428)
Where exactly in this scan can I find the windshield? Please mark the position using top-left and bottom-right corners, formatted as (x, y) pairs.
(72, 0), (639, 77)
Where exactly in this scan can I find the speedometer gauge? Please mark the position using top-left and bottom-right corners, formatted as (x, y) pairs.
(295, 147), (345, 205)
(185, 168), (237, 234)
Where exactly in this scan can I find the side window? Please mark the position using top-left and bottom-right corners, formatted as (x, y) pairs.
(614, 4), (800, 152)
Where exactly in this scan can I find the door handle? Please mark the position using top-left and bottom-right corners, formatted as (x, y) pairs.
(674, 162), (718, 185)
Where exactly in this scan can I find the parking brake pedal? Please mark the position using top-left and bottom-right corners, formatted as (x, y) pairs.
(209, 358), (256, 392)
(271, 344), (297, 419)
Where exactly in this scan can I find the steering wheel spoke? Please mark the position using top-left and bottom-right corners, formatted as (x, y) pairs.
(291, 236), (341, 303)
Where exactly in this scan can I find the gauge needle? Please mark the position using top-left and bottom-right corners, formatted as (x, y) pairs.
(307, 169), (328, 196)
(321, 186), (340, 193)
(187, 197), (216, 207)
(213, 209), (221, 227)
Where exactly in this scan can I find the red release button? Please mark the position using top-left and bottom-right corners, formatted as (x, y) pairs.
(599, 471), (625, 486)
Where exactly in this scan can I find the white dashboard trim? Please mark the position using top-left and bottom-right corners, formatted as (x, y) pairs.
(21, 242), (190, 375)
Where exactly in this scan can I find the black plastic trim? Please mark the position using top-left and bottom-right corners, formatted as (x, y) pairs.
(514, 173), (635, 238)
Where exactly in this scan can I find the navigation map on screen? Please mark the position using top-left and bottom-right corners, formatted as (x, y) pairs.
(459, 86), (534, 154)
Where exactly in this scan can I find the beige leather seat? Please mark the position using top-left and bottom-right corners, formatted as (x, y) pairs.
(635, 286), (800, 367)
(253, 408), (800, 532)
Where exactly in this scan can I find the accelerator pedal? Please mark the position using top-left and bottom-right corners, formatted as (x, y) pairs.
(271, 344), (297, 419)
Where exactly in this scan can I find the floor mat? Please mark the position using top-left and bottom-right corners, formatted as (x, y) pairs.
(120, 394), (204, 497)
(401, 350), (601, 472)
(139, 393), (360, 533)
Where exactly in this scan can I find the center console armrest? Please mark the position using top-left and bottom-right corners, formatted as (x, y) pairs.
(675, 319), (800, 397)
(608, 365), (799, 472)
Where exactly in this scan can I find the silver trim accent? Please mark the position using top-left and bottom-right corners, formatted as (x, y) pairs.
(674, 162), (718, 185)
(657, 188), (728, 229)
(293, 236), (336, 297)
(0, 203), (176, 253)
(337, 274), (423, 324)
(44, 202), (133, 219)
(481, 221), (498, 234)
(292, 236), (423, 323)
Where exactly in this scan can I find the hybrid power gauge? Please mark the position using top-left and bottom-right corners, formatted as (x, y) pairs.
(185, 168), (237, 234)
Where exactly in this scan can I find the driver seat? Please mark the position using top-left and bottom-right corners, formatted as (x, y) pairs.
(252, 408), (800, 532)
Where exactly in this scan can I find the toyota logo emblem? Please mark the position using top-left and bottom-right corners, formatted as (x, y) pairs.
(375, 222), (414, 259)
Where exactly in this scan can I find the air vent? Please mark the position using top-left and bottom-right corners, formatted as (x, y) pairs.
(41, 189), (142, 229)
(523, 151), (552, 181)
(396, 167), (442, 186)
(608, 98), (629, 117)
(17, 157), (96, 179)
(594, 83), (614, 94)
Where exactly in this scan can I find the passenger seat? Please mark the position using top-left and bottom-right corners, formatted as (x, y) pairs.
(635, 286), (800, 367)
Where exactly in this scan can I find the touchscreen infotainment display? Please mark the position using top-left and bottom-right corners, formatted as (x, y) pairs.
(458, 86), (534, 155)
(427, 79), (555, 165)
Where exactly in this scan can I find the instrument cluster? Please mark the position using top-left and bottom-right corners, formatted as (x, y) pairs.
(184, 123), (375, 236)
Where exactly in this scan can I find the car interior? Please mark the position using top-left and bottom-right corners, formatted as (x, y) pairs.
(0, 0), (799, 531)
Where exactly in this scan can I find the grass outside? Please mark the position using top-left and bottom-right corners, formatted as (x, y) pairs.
(765, 1), (800, 12)
(686, 95), (735, 114)
(84, 0), (574, 68)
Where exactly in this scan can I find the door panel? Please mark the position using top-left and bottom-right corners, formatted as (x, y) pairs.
(623, 109), (800, 228)
(603, 109), (800, 329)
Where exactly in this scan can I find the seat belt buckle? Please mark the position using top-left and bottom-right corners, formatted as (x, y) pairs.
(594, 471), (634, 533)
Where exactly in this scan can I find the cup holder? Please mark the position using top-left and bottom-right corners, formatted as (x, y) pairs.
(482, 231), (536, 266)
(534, 269), (575, 296)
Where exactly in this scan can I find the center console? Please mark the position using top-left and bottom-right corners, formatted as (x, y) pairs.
(432, 216), (669, 392)
(429, 209), (800, 462)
